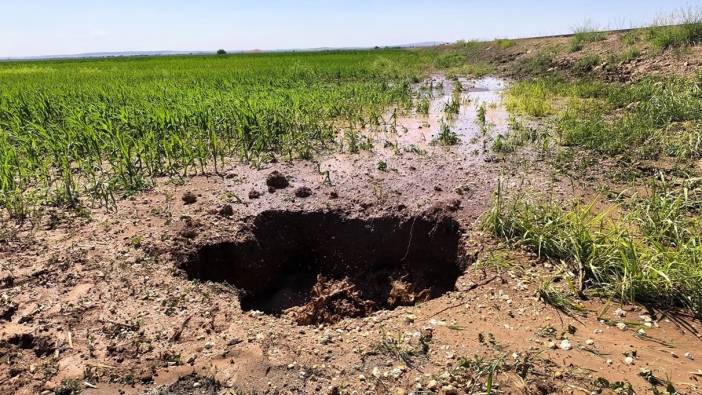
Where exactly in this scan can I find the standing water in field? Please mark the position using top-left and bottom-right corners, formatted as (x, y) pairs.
(371, 76), (510, 155)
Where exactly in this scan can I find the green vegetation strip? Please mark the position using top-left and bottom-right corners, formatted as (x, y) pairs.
(505, 75), (702, 160)
(483, 179), (702, 317)
(0, 50), (425, 216)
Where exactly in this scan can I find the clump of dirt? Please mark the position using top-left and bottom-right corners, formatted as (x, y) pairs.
(3, 332), (55, 357)
(0, 301), (17, 321)
(294, 186), (312, 198)
(178, 210), (465, 324)
(181, 191), (197, 205)
(154, 374), (221, 395)
(266, 170), (289, 190)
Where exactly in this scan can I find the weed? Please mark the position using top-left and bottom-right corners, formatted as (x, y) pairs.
(538, 281), (586, 317)
(55, 379), (82, 395)
(647, 8), (702, 50)
(511, 51), (555, 76)
(443, 94), (461, 115)
(505, 80), (553, 117)
(433, 122), (459, 146)
(476, 103), (487, 131)
(570, 22), (606, 52)
(416, 97), (430, 115)
(573, 54), (601, 73)
(492, 118), (544, 154)
(495, 38), (516, 49)
(451, 355), (505, 394)
(369, 330), (430, 366)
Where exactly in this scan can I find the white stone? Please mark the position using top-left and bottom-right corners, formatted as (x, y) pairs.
(559, 339), (573, 351)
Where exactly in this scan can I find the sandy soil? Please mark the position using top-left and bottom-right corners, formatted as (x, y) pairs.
(1, 76), (701, 395)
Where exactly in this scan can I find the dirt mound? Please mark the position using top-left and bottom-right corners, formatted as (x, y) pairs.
(178, 210), (465, 324)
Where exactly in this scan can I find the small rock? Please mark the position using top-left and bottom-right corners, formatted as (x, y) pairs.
(616, 322), (627, 331)
(248, 189), (262, 199)
(441, 384), (458, 395)
(320, 334), (332, 345)
(218, 204), (234, 217)
(294, 186), (313, 198)
(182, 192), (197, 205)
(559, 339), (573, 351)
(389, 367), (404, 379)
(585, 339), (594, 346)
(685, 352), (694, 360)
(614, 308), (626, 318)
(0, 302), (17, 321)
(426, 379), (438, 390)
(266, 171), (289, 189)
(624, 356), (635, 365)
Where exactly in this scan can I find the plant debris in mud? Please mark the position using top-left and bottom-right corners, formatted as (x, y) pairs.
(179, 210), (465, 324)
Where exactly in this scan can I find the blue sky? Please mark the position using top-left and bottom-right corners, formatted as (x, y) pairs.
(1, 1), (699, 57)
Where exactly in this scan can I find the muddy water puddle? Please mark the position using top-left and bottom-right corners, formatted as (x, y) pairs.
(376, 76), (509, 153)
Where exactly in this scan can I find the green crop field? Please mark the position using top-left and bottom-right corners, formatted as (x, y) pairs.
(0, 50), (426, 216)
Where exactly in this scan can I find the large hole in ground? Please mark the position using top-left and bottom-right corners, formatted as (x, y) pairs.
(180, 210), (465, 325)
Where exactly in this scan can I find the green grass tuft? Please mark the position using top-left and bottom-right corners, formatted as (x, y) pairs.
(570, 23), (607, 52)
(482, 181), (702, 317)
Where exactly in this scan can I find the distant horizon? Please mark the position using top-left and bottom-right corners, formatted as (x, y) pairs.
(2, 1), (700, 59)
(0, 42), (447, 61)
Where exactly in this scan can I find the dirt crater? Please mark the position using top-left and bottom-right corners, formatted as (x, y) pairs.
(179, 210), (466, 324)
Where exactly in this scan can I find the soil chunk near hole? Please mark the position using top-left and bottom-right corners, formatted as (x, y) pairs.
(178, 210), (465, 324)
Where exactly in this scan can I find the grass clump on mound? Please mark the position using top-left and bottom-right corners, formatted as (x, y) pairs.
(647, 8), (702, 50)
(570, 23), (606, 52)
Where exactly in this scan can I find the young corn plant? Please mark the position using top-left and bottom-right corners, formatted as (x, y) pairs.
(433, 122), (459, 146)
